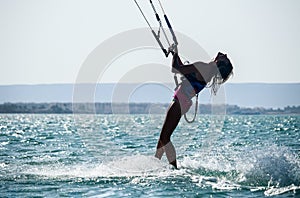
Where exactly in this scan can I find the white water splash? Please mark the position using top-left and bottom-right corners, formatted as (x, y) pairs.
(264, 185), (300, 196)
(178, 144), (300, 196)
(25, 155), (173, 179)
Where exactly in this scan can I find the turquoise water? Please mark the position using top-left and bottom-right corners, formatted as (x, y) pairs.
(0, 114), (299, 197)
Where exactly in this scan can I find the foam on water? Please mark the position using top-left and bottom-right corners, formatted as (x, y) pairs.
(25, 155), (173, 179)
(264, 185), (300, 196)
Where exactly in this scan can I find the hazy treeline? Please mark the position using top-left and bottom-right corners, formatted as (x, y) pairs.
(0, 103), (299, 115)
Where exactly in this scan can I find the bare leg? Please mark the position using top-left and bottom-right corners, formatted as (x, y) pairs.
(155, 99), (182, 168)
(164, 141), (177, 168)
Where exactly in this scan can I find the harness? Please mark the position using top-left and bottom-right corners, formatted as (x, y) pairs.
(134, 0), (198, 123)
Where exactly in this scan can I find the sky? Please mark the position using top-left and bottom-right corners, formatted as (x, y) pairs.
(0, 0), (300, 85)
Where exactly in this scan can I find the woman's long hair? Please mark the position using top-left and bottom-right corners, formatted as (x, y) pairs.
(208, 52), (233, 95)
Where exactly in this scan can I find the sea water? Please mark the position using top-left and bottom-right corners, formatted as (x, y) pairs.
(0, 114), (299, 197)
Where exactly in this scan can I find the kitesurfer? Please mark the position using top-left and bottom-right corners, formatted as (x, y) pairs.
(155, 52), (233, 169)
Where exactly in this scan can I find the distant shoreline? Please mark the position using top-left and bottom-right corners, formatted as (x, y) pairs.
(0, 102), (299, 115)
(1, 83), (300, 109)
